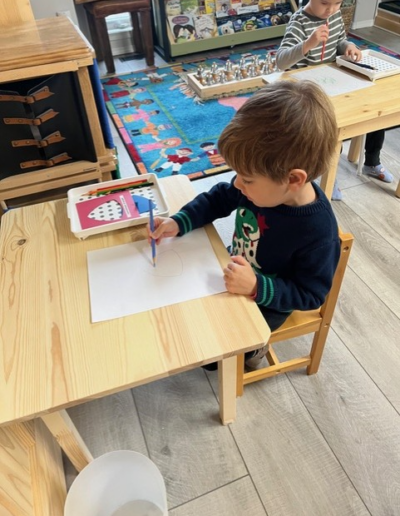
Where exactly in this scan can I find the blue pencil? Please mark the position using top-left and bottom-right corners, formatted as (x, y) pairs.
(149, 200), (156, 267)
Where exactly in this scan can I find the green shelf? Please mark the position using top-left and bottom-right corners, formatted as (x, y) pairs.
(169, 25), (287, 57)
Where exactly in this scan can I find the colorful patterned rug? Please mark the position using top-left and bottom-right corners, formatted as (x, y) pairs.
(102, 36), (400, 180)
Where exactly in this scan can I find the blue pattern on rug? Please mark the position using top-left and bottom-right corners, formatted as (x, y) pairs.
(101, 36), (400, 180)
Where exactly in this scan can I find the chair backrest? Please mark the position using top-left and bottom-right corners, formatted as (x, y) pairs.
(0, 0), (34, 26)
(237, 229), (354, 395)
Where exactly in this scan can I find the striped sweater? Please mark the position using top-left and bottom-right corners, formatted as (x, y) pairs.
(171, 178), (340, 316)
(276, 8), (351, 70)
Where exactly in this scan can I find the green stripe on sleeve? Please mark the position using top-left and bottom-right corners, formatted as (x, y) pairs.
(173, 211), (192, 234)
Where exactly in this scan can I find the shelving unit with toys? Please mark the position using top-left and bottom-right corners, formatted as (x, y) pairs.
(151, 0), (298, 61)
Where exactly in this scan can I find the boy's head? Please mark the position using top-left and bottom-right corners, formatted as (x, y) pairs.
(303, 0), (343, 20)
(218, 80), (338, 184)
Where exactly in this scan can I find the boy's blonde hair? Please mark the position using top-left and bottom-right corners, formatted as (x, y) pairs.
(218, 80), (338, 183)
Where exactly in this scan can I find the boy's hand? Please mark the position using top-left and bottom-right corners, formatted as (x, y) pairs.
(223, 255), (257, 296)
(303, 24), (329, 54)
(147, 217), (179, 244)
(344, 44), (362, 61)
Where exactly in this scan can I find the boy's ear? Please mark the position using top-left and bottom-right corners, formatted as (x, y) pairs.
(287, 169), (308, 188)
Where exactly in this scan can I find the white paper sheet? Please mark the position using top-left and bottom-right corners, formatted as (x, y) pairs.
(87, 228), (227, 322)
(293, 66), (375, 96)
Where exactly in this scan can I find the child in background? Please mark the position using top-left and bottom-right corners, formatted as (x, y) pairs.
(276, 0), (394, 201)
(148, 81), (341, 370)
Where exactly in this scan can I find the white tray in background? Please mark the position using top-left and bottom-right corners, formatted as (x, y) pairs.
(336, 49), (400, 81)
(67, 173), (169, 239)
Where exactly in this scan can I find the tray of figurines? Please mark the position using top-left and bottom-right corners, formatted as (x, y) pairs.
(187, 52), (277, 99)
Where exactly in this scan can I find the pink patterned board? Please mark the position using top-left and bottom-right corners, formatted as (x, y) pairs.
(75, 190), (140, 230)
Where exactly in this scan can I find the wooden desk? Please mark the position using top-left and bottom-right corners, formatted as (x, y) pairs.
(0, 175), (270, 515)
(275, 67), (400, 200)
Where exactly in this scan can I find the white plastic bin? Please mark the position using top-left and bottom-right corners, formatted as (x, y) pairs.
(64, 450), (168, 516)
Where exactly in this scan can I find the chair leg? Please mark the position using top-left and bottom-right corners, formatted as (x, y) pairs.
(95, 16), (115, 74)
(307, 326), (330, 375)
(308, 231), (354, 375)
(395, 180), (400, 198)
(130, 12), (144, 55)
(140, 9), (155, 67)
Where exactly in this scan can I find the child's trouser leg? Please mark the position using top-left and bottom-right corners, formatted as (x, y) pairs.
(363, 130), (393, 183)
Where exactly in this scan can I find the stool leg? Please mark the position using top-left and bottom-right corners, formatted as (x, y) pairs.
(96, 16), (115, 74)
(356, 133), (367, 177)
(85, 9), (103, 61)
(140, 9), (155, 67)
(130, 12), (144, 55)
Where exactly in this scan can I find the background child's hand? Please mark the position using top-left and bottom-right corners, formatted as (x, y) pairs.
(303, 24), (328, 54)
(147, 217), (179, 244)
(344, 44), (362, 61)
(223, 255), (257, 296)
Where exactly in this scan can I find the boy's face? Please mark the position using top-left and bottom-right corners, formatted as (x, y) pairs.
(305, 0), (343, 19)
(234, 173), (290, 208)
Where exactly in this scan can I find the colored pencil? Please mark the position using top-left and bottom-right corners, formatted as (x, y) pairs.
(347, 61), (376, 71)
(321, 21), (328, 62)
(95, 178), (149, 191)
(94, 182), (153, 196)
(88, 178), (150, 195)
(149, 200), (156, 268)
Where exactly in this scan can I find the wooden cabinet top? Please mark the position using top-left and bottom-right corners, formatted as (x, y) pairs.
(0, 16), (92, 72)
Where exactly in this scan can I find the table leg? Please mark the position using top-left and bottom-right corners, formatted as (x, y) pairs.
(218, 355), (237, 425)
(396, 180), (400, 198)
(347, 136), (363, 163)
(319, 140), (342, 201)
(0, 419), (66, 516)
(41, 409), (93, 472)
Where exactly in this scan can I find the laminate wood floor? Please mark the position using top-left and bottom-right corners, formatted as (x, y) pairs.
(65, 27), (400, 515)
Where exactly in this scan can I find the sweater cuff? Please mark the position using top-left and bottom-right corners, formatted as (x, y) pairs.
(171, 210), (193, 235)
(253, 273), (275, 307)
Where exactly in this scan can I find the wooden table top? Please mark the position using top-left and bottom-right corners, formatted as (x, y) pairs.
(280, 66), (400, 139)
(0, 16), (92, 72)
(0, 175), (270, 427)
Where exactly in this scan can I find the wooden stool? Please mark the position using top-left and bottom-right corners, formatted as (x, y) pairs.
(84, 0), (154, 74)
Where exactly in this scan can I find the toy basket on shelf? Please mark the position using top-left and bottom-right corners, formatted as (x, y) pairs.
(341, 3), (356, 34)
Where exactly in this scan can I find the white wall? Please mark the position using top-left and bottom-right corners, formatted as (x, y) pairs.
(30, 0), (79, 25)
(352, 0), (380, 29)
(29, 0), (91, 40)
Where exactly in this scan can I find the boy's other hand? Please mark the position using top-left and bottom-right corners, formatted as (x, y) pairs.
(344, 44), (362, 61)
(303, 24), (329, 54)
(147, 217), (179, 244)
(223, 255), (257, 296)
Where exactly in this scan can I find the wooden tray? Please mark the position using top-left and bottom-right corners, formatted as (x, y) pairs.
(187, 72), (264, 99)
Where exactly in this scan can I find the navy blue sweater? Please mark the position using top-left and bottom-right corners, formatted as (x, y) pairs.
(172, 178), (340, 316)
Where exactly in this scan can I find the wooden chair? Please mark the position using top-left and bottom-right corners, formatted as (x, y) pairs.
(237, 229), (354, 396)
(84, 0), (154, 74)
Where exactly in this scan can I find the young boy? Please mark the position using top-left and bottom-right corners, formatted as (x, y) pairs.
(148, 81), (341, 369)
(276, 0), (393, 200)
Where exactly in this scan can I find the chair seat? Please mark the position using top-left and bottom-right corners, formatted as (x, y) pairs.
(269, 309), (322, 343)
(86, 0), (151, 16)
